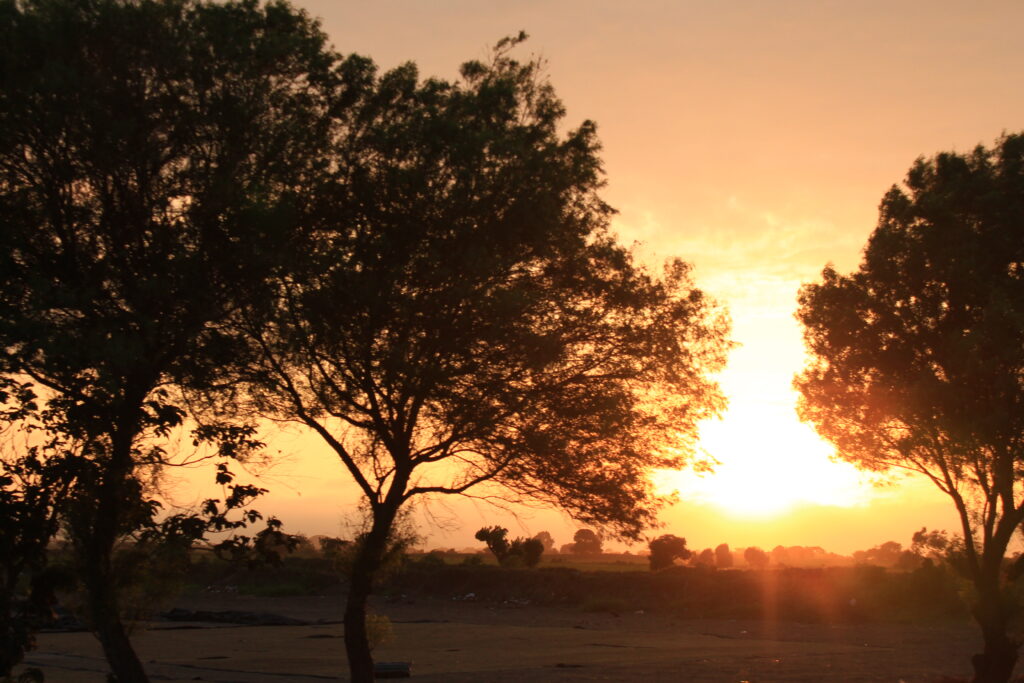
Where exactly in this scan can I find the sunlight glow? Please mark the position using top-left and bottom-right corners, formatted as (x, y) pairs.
(664, 400), (874, 519)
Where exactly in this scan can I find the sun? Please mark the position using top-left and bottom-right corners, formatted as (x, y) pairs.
(664, 400), (872, 518)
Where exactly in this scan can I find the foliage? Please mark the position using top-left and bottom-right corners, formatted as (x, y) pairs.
(0, 382), (82, 678)
(515, 538), (545, 568)
(694, 548), (715, 568)
(317, 537), (352, 562)
(0, 1), (343, 678)
(714, 543), (733, 569)
(796, 133), (1024, 682)
(743, 546), (769, 570)
(571, 529), (603, 556)
(475, 526), (544, 567)
(475, 526), (511, 563)
(382, 560), (967, 623)
(234, 34), (729, 539)
(231, 31), (728, 682)
(851, 541), (921, 571)
(534, 531), (556, 553)
(647, 534), (691, 571)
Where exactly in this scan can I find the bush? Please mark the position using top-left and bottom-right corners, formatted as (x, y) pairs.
(648, 535), (691, 571)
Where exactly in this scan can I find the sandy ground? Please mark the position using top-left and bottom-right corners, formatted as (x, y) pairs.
(20, 593), (989, 682)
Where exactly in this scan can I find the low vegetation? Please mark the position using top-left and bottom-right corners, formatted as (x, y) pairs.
(166, 548), (967, 625)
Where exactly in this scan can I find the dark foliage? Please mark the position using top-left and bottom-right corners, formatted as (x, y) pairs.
(475, 526), (545, 568)
(0, 0), (342, 679)
(743, 547), (769, 570)
(797, 133), (1024, 683)
(230, 31), (728, 682)
(571, 529), (603, 556)
(648, 534), (691, 571)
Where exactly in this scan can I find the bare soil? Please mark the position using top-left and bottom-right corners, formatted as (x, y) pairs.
(20, 591), (990, 681)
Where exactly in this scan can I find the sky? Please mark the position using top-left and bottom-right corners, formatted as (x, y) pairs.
(173, 1), (1024, 555)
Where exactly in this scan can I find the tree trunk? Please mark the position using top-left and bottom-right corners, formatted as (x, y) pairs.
(972, 585), (1019, 683)
(81, 427), (150, 683)
(0, 584), (19, 677)
(343, 506), (397, 683)
(91, 596), (149, 683)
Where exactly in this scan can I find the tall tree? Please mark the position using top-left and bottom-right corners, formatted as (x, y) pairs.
(796, 133), (1024, 683)
(0, 1), (346, 679)
(235, 35), (729, 682)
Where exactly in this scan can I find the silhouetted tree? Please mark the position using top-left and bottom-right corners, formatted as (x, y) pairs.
(318, 537), (352, 561)
(475, 526), (511, 563)
(232, 34), (728, 682)
(647, 534), (690, 571)
(743, 546), (769, 570)
(796, 133), (1024, 683)
(695, 548), (715, 568)
(852, 541), (920, 570)
(911, 528), (955, 563)
(474, 526), (544, 567)
(515, 537), (545, 568)
(572, 529), (604, 556)
(714, 543), (733, 569)
(0, 1), (342, 679)
(534, 531), (556, 553)
(0, 382), (81, 678)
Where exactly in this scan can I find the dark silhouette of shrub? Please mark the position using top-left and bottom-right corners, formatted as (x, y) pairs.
(648, 535), (691, 571)
(475, 527), (544, 567)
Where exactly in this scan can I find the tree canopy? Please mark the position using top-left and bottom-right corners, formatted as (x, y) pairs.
(647, 534), (690, 571)
(796, 133), (1024, 683)
(237, 38), (728, 539)
(0, 0), (346, 679)
(230, 34), (729, 681)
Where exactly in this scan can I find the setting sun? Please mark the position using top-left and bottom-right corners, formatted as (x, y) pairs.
(667, 401), (872, 518)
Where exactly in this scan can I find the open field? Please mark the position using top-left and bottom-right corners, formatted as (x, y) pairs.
(21, 592), (989, 682)
(11, 559), (1003, 681)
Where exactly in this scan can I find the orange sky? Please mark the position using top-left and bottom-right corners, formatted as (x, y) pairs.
(172, 1), (1024, 555)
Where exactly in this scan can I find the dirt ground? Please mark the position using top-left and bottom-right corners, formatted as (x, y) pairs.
(21, 592), (990, 682)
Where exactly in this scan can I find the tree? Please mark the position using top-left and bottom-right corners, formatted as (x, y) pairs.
(475, 526), (511, 563)
(694, 548), (715, 568)
(572, 529), (604, 556)
(743, 546), (769, 570)
(796, 133), (1024, 683)
(509, 537), (545, 568)
(647, 534), (690, 571)
(534, 531), (556, 553)
(0, 380), (81, 679)
(714, 542), (733, 569)
(852, 541), (920, 570)
(911, 527), (958, 565)
(0, 1), (344, 679)
(233, 35), (729, 682)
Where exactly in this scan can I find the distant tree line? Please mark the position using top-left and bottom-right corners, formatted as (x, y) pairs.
(642, 531), (974, 573)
